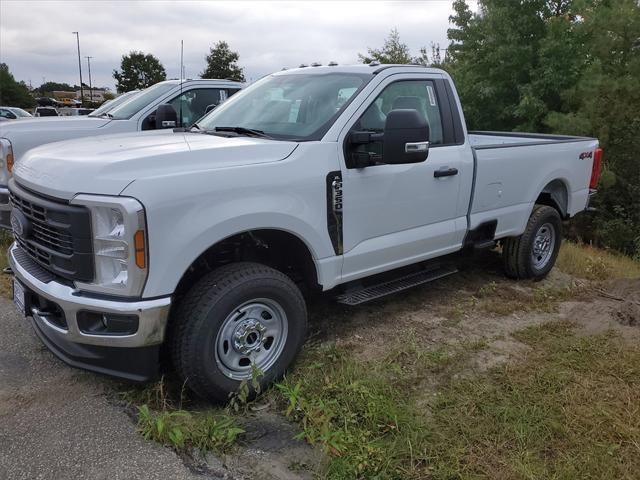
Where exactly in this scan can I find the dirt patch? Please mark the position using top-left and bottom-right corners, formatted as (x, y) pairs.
(615, 301), (640, 326)
(307, 256), (640, 385)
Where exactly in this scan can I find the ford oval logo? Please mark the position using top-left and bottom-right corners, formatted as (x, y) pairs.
(10, 210), (30, 238)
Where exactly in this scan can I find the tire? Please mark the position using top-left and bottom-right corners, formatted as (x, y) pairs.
(170, 262), (307, 403)
(502, 205), (562, 280)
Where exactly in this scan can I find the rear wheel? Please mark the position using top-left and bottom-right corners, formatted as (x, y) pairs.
(171, 262), (307, 402)
(503, 205), (562, 280)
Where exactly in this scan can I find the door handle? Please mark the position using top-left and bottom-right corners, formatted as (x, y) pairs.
(434, 167), (458, 178)
(405, 141), (430, 153)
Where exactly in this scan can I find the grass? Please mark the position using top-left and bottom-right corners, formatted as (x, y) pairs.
(121, 377), (245, 454)
(441, 282), (576, 321)
(137, 404), (244, 452)
(557, 241), (640, 280)
(0, 230), (13, 298)
(274, 323), (640, 479)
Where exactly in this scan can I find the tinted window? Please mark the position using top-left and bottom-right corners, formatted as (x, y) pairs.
(169, 88), (226, 127)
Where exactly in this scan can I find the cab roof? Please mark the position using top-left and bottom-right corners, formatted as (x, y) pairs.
(272, 64), (446, 76)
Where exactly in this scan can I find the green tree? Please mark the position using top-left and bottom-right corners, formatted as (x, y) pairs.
(0, 63), (35, 108)
(359, 28), (414, 64)
(113, 51), (167, 93)
(446, 0), (640, 256)
(545, 0), (640, 254)
(414, 43), (444, 67)
(200, 41), (245, 81)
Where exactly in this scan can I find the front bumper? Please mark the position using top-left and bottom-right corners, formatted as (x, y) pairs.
(0, 186), (10, 230)
(9, 242), (171, 381)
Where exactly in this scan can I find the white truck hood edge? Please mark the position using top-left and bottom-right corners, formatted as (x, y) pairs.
(0, 116), (113, 160)
(13, 130), (298, 200)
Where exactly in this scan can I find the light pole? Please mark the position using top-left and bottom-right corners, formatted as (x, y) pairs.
(85, 56), (93, 105)
(72, 32), (84, 104)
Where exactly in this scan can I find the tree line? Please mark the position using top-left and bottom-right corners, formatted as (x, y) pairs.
(0, 41), (246, 106)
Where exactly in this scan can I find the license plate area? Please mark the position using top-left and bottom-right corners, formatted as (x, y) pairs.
(13, 279), (27, 316)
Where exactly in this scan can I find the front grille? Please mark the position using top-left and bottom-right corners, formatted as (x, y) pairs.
(9, 180), (94, 282)
(10, 192), (75, 255)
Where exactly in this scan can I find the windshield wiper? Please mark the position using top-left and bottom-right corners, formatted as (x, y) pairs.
(212, 126), (273, 139)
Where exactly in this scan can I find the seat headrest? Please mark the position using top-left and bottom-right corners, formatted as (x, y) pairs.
(391, 96), (423, 112)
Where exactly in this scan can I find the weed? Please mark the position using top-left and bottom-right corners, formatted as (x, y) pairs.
(137, 404), (243, 452)
(123, 376), (245, 454)
(228, 364), (264, 413)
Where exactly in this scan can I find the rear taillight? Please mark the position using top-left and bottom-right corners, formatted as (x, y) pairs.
(589, 147), (603, 189)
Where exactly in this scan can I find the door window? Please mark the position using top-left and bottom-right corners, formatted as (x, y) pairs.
(169, 88), (226, 127)
(347, 79), (445, 168)
(0, 109), (16, 119)
(355, 80), (444, 144)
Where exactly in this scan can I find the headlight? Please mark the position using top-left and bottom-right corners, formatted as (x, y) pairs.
(70, 194), (148, 297)
(0, 138), (13, 185)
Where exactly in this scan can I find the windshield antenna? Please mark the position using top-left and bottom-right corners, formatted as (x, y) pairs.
(179, 39), (184, 127)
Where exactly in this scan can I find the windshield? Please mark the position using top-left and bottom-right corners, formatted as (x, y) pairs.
(89, 90), (139, 117)
(11, 108), (32, 117)
(105, 82), (176, 120)
(197, 72), (370, 141)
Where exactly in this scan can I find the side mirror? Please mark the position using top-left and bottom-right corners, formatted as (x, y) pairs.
(154, 104), (178, 129)
(382, 109), (430, 164)
(204, 103), (219, 114)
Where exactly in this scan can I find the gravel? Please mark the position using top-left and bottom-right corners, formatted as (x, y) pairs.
(0, 297), (201, 480)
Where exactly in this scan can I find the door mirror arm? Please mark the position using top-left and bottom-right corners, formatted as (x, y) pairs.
(348, 131), (384, 168)
(349, 131), (383, 145)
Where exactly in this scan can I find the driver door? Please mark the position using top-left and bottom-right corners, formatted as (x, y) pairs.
(339, 75), (468, 282)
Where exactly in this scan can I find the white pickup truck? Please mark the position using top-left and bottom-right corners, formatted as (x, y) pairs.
(0, 79), (242, 228)
(7, 65), (602, 401)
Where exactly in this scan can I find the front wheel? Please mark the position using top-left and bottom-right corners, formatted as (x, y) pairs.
(170, 262), (307, 403)
(502, 205), (562, 280)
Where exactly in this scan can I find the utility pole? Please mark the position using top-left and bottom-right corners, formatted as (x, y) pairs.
(85, 56), (93, 105)
(72, 32), (84, 104)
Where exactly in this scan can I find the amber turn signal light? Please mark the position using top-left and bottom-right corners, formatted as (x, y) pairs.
(134, 230), (146, 269)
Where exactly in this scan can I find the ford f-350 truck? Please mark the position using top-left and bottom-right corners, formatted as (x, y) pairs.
(7, 65), (602, 402)
(0, 79), (243, 229)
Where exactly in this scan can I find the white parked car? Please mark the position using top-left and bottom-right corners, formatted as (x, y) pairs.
(0, 106), (33, 121)
(0, 79), (243, 228)
(7, 65), (601, 401)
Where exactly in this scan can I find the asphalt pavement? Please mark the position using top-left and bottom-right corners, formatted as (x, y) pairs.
(0, 297), (201, 480)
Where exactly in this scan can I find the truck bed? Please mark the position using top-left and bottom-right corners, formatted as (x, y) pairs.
(469, 131), (594, 149)
(466, 131), (598, 241)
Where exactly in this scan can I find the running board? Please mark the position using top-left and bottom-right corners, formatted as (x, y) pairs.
(335, 265), (458, 306)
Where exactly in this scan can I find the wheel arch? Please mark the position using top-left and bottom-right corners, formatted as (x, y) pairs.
(535, 178), (570, 219)
(172, 227), (321, 300)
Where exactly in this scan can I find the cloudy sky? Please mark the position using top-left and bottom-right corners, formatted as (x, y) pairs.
(0, 0), (477, 91)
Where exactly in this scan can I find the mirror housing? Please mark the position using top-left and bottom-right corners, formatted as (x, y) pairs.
(154, 104), (178, 129)
(382, 109), (430, 164)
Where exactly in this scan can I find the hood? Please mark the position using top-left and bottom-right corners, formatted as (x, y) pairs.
(0, 116), (111, 134)
(13, 130), (298, 200)
(0, 116), (112, 160)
